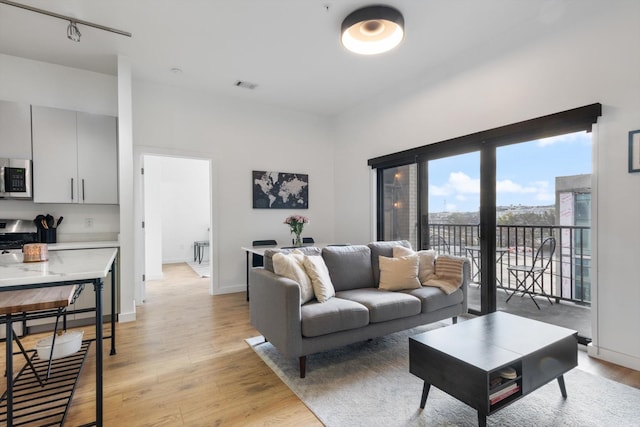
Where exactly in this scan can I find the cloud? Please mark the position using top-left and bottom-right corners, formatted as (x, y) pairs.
(536, 131), (590, 147)
(431, 172), (553, 209)
(496, 179), (537, 194)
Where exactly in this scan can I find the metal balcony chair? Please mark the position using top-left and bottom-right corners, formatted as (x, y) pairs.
(506, 236), (556, 309)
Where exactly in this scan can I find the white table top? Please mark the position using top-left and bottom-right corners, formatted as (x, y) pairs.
(241, 243), (336, 256)
(0, 247), (118, 290)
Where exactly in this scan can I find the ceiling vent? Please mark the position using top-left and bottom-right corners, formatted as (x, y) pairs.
(234, 80), (258, 90)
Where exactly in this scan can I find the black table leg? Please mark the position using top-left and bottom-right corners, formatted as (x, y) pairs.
(478, 412), (487, 427)
(110, 258), (117, 356)
(6, 314), (13, 427)
(420, 382), (431, 409)
(557, 374), (567, 398)
(246, 251), (250, 301)
(94, 278), (104, 426)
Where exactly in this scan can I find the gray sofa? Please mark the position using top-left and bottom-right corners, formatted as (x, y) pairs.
(249, 240), (470, 377)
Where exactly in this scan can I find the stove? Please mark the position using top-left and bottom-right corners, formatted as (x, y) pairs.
(0, 219), (38, 254)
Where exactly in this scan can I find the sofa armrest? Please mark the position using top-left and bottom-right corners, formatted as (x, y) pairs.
(249, 267), (303, 357)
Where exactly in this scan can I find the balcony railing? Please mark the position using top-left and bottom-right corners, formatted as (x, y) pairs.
(424, 223), (591, 305)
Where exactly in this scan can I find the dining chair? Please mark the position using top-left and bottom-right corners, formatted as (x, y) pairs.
(252, 239), (277, 267)
(505, 236), (556, 309)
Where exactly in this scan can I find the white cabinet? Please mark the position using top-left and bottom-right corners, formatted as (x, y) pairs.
(0, 100), (32, 159)
(32, 105), (118, 204)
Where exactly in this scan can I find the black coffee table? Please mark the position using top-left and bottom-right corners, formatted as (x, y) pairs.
(409, 312), (577, 426)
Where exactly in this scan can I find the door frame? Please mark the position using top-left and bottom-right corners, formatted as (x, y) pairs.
(133, 145), (217, 302)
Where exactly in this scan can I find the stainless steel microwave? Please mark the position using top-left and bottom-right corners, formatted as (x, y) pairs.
(0, 158), (32, 199)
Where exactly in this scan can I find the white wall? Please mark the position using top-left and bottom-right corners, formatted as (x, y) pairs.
(143, 156), (163, 280)
(333, 2), (640, 370)
(132, 81), (335, 295)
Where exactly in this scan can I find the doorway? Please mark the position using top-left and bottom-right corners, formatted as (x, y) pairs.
(141, 154), (212, 300)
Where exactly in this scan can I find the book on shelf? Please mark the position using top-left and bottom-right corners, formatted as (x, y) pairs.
(490, 384), (520, 405)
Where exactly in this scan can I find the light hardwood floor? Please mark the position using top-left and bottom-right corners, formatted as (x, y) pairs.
(3, 263), (639, 426)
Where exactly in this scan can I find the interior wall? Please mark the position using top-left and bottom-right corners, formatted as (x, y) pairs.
(143, 156), (163, 280)
(132, 81), (335, 295)
(333, 2), (640, 370)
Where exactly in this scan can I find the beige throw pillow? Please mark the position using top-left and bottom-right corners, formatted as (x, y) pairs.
(378, 255), (421, 291)
(302, 255), (335, 303)
(272, 250), (314, 304)
(393, 246), (436, 284)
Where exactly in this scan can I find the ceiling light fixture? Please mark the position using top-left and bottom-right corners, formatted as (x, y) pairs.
(341, 5), (404, 55)
(67, 21), (81, 42)
(0, 0), (131, 41)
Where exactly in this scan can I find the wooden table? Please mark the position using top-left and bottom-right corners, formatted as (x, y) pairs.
(409, 312), (577, 426)
(0, 248), (118, 427)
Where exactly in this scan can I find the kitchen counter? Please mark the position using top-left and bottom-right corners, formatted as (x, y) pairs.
(47, 240), (119, 251)
(0, 247), (117, 289)
(0, 247), (117, 426)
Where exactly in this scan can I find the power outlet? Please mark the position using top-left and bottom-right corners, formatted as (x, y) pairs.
(85, 218), (94, 228)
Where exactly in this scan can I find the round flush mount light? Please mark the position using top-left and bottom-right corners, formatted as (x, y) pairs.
(341, 5), (404, 55)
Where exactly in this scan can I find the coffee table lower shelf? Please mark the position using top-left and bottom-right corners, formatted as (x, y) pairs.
(1, 341), (91, 426)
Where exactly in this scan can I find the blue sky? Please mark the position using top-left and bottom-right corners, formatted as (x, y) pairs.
(429, 131), (592, 212)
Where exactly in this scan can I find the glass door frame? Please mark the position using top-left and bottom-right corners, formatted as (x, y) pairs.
(373, 104), (602, 316)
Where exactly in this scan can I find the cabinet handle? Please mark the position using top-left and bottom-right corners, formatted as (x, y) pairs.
(82, 179), (85, 201)
(71, 178), (74, 201)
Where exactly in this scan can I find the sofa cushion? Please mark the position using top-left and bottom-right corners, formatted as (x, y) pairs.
(393, 246), (436, 284)
(378, 255), (421, 291)
(368, 240), (412, 285)
(336, 288), (421, 323)
(264, 246), (322, 272)
(322, 245), (374, 291)
(272, 251), (315, 304)
(303, 255), (335, 303)
(301, 297), (369, 337)
(402, 286), (464, 313)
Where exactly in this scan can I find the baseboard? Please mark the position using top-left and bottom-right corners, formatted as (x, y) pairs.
(588, 344), (640, 371)
(118, 310), (137, 323)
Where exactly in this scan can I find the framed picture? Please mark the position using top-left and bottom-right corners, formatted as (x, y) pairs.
(629, 130), (640, 173)
(252, 170), (309, 209)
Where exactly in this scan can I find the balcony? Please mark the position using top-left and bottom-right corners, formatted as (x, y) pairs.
(425, 224), (592, 341)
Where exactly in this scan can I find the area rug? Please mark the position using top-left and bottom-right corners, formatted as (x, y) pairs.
(187, 261), (210, 277)
(247, 324), (640, 426)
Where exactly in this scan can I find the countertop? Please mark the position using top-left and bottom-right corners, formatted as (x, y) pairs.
(47, 241), (119, 251)
(0, 247), (118, 289)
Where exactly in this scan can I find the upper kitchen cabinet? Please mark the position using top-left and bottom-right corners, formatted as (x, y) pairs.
(0, 100), (32, 159)
(32, 106), (118, 204)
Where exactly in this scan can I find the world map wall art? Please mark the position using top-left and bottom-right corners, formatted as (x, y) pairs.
(252, 170), (309, 209)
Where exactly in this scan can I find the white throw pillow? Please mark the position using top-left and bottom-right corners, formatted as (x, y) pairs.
(378, 254), (421, 291)
(302, 255), (335, 303)
(393, 246), (436, 284)
(272, 250), (314, 304)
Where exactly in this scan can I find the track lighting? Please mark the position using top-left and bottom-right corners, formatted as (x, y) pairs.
(67, 21), (81, 42)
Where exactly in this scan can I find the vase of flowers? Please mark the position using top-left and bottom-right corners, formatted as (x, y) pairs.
(284, 215), (309, 246)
